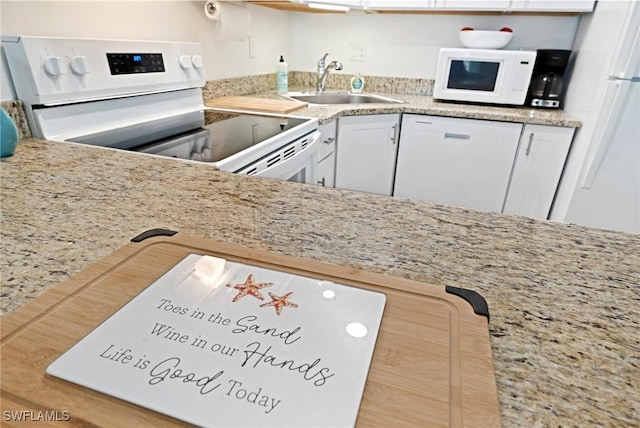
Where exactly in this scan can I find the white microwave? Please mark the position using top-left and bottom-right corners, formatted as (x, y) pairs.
(433, 48), (537, 106)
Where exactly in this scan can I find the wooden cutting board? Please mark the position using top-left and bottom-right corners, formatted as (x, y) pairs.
(1, 229), (500, 427)
(205, 96), (308, 114)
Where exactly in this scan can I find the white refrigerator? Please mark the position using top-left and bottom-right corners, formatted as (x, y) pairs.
(551, 0), (640, 234)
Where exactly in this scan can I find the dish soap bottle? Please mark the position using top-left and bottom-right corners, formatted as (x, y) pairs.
(277, 55), (288, 94)
(350, 72), (365, 94)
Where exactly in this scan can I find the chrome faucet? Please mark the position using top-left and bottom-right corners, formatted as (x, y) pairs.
(317, 52), (343, 93)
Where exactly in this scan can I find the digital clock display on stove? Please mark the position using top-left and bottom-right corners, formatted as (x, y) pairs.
(106, 53), (165, 75)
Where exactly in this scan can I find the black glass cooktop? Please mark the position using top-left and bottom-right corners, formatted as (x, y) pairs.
(201, 112), (309, 162)
(70, 108), (312, 164)
(132, 111), (312, 164)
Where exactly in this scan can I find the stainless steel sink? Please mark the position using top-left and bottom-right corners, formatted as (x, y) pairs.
(286, 92), (404, 105)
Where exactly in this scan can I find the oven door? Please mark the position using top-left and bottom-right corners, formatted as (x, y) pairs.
(236, 131), (321, 184)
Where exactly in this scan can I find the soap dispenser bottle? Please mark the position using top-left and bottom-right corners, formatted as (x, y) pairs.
(277, 55), (288, 94)
(350, 72), (365, 94)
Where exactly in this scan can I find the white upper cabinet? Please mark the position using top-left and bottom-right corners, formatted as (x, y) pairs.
(360, 0), (594, 12)
(295, 0), (364, 8)
(509, 0), (595, 12)
(433, 0), (511, 11)
(364, 0), (434, 10)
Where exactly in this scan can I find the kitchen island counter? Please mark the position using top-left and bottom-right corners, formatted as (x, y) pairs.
(1, 138), (638, 427)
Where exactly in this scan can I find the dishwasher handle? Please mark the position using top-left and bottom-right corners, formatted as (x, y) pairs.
(444, 132), (471, 140)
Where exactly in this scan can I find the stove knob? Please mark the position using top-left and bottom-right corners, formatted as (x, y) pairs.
(179, 55), (193, 69)
(191, 55), (204, 69)
(70, 56), (89, 75)
(43, 56), (66, 77)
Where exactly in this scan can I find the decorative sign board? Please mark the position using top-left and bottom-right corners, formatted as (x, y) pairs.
(46, 254), (386, 428)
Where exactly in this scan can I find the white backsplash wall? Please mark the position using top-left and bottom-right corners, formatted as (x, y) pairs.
(0, 0), (290, 101)
(289, 12), (580, 79)
(1, 1), (583, 101)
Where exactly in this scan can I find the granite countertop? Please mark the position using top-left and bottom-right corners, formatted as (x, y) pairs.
(208, 88), (582, 128)
(1, 137), (638, 427)
(202, 73), (581, 128)
(297, 92), (583, 127)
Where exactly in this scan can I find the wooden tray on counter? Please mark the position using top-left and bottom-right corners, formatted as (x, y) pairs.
(1, 229), (500, 427)
(204, 96), (308, 114)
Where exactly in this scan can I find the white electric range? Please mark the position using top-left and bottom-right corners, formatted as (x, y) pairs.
(2, 35), (320, 184)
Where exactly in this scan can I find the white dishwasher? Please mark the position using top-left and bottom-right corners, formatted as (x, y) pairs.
(394, 114), (523, 212)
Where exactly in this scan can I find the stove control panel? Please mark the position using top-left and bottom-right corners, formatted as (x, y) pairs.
(2, 35), (206, 106)
(107, 53), (165, 75)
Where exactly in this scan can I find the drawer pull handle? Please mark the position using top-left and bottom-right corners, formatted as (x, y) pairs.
(324, 137), (335, 145)
(525, 132), (535, 156)
(444, 132), (471, 140)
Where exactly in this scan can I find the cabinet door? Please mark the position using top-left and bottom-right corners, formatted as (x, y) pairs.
(300, 0), (364, 7)
(509, 0), (595, 12)
(336, 114), (400, 195)
(365, 0), (434, 9)
(394, 114), (522, 212)
(316, 121), (337, 188)
(366, 0), (510, 10)
(435, 0), (510, 11)
(503, 125), (574, 219)
(317, 152), (336, 188)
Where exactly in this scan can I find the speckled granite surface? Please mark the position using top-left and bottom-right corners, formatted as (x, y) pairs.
(289, 71), (436, 96)
(280, 89), (582, 127)
(1, 138), (638, 426)
(1, 100), (31, 139)
(202, 72), (436, 99)
(3, 74), (581, 143)
(200, 73), (582, 128)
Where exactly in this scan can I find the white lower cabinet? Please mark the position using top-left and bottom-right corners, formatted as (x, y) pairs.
(316, 121), (337, 188)
(393, 114), (522, 212)
(335, 114), (400, 195)
(503, 124), (574, 219)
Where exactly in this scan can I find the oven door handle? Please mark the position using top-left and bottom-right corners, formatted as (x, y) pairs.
(243, 131), (322, 182)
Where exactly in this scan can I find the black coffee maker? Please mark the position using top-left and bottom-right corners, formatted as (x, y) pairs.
(527, 49), (572, 109)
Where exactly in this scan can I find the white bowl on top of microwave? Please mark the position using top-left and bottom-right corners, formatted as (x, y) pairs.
(459, 28), (514, 49)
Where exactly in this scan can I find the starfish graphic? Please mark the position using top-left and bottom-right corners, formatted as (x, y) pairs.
(226, 274), (273, 302)
(259, 291), (299, 316)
